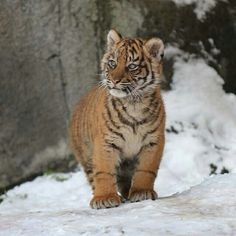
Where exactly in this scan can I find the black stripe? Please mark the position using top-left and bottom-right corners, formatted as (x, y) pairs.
(105, 140), (123, 153)
(138, 66), (149, 80)
(94, 171), (115, 177)
(104, 119), (126, 141)
(136, 142), (158, 157)
(136, 115), (154, 126)
(149, 90), (157, 102)
(132, 46), (138, 54)
(139, 51), (144, 62)
(136, 76), (148, 84)
(136, 105), (160, 126)
(116, 97), (160, 127)
(143, 99), (160, 118)
(136, 169), (157, 177)
(111, 99), (136, 133)
(138, 79), (154, 91)
(149, 103), (162, 125)
(132, 68), (141, 75)
(142, 92), (157, 113)
(85, 169), (93, 175)
(141, 113), (165, 142)
(88, 178), (93, 183)
(105, 102), (120, 130)
(141, 65), (149, 77)
(129, 49), (134, 59)
(132, 40), (139, 48)
(116, 99), (139, 123)
(133, 39), (143, 48)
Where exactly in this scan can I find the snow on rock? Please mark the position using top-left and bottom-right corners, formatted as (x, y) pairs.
(0, 173), (235, 236)
(171, 0), (227, 21)
(161, 47), (236, 194)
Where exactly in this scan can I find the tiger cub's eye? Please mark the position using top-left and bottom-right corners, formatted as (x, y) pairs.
(108, 60), (116, 68)
(128, 64), (138, 70)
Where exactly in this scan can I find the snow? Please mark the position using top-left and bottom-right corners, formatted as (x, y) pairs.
(163, 48), (236, 184)
(0, 173), (236, 235)
(171, 0), (227, 21)
(1, 46), (236, 235)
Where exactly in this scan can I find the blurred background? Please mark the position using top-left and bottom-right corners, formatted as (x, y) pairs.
(0, 0), (236, 193)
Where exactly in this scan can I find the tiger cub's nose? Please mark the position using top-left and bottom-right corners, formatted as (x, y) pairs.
(111, 77), (121, 85)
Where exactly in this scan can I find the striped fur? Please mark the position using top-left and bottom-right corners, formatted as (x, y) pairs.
(70, 30), (165, 209)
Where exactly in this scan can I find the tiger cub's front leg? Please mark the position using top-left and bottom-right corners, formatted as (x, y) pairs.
(90, 138), (121, 209)
(129, 135), (165, 202)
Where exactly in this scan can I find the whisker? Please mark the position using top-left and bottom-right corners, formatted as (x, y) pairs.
(97, 79), (109, 91)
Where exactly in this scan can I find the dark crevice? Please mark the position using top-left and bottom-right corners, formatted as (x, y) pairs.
(46, 53), (59, 61)
(58, 0), (70, 121)
(0, 173), (43, 196)
(0, 154), (78, 196)
(94, 0), (102, 77)
(95, 0), (113, 70)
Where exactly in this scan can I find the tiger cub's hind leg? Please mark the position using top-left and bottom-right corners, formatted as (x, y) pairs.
(117, 175), (132, 200)
(83, 161), (95, 190)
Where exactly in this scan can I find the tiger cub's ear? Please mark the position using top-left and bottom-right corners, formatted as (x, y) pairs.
(144, 38), (164, 61)
(107, 29), (122, 50)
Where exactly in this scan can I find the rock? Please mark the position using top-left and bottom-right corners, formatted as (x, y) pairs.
(109, 0), (236, 93)
(0, 0), (235, 191)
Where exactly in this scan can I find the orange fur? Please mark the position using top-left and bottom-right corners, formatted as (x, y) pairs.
(70, 30), (165, 209)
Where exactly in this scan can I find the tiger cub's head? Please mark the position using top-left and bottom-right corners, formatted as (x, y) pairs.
(101, 29), (164, 98)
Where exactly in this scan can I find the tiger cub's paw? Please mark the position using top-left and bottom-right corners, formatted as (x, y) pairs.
(129, 189), (158, 203)
(90, 193), (121, 209)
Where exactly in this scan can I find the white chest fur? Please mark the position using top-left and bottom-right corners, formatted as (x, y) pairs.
(121, 129), (143, 158)
(115, 102), (154, 158)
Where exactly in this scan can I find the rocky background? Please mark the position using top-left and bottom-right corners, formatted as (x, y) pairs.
(0, 0), (235, 192)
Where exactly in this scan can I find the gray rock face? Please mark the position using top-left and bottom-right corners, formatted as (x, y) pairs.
(0, 1), (70, 190)
(0, 0), (235, 191)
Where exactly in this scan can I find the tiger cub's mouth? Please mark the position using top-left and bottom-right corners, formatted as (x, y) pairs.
(109, 86), (132, 98)
(99, 79), (142, 99)
(110, 86), (144, 101)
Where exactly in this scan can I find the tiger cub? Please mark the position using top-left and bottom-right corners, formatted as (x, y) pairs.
(70, 29), (165, 209)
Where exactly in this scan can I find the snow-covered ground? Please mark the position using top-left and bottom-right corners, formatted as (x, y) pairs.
(0, 172), (236, 236)
(1, 47), (236, 235)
